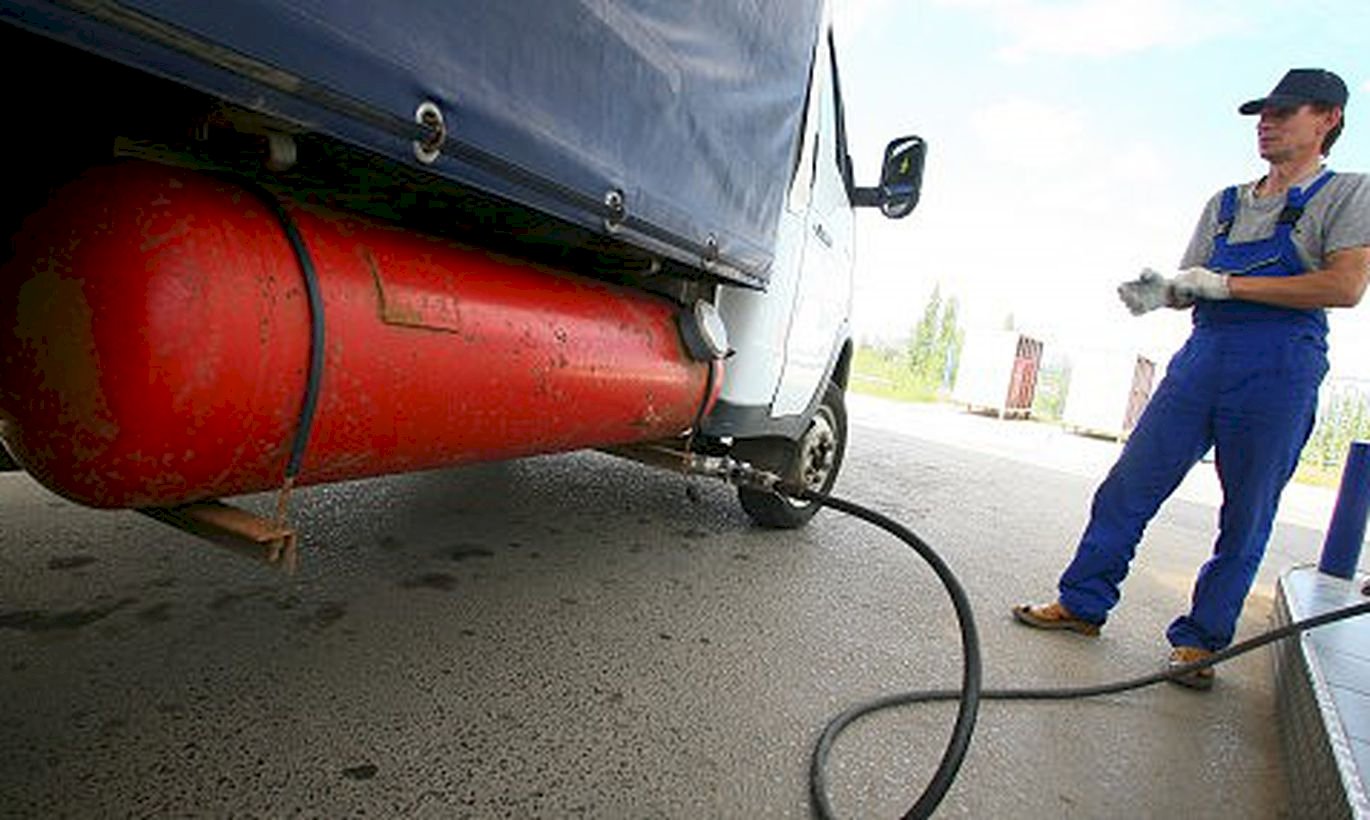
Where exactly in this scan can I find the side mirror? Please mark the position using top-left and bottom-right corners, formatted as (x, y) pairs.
(854, 136), (926, 219)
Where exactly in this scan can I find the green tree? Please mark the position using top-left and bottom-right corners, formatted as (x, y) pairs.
(1031, 354), (1072, 421)
(905, 286), (963, 393)
(1302, 383), (1370, 470)
(907, 285), (942, 386)
(935, 296), (963, 389)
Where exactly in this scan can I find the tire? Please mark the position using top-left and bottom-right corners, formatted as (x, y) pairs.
(736, 383), (847, 529)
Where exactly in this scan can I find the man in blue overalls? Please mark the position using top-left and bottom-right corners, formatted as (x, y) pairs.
(1014, 68), (1370, 689)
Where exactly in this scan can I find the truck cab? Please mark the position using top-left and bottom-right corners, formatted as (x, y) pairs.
(710, 27), (922, 526)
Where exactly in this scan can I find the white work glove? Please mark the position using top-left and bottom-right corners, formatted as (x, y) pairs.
(1117, 268), (1171, 315)
(1117, 266), (1230, 315)
(1171, 266), (1230, 303)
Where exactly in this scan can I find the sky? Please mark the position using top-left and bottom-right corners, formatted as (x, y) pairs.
(832, 0), (1370, 381)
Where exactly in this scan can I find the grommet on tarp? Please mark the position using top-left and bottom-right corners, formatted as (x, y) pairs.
(413, 100), (447, 164)
(604, 188), (626, 232)
(702, 234), (720, 270)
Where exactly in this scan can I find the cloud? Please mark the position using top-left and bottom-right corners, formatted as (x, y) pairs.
(970, 99), (1088, 170)
(936, 0), (1237, 60)
(965, 98), (1166, 193)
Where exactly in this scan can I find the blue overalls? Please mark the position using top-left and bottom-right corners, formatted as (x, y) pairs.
(1058, 172), (1333, 650)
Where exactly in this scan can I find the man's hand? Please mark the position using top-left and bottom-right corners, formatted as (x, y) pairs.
(1117, 269), (1171, 315)
(1172, 266), (1230, 302)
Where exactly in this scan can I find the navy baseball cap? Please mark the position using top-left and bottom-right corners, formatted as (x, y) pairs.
(1239, 68), (1348, 115)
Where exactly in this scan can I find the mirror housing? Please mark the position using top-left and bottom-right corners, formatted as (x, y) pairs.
(853, 136), (926, 219)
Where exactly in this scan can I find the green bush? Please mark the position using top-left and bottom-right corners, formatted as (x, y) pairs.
(850, 346), (940, 402)
(1300, 383), (1370, 482)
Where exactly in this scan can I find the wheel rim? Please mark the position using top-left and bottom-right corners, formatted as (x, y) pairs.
(786, 406), (838, 506)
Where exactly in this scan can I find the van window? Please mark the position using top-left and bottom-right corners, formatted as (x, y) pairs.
(827, 31), (854, 200)
(786, 35), (825, 212)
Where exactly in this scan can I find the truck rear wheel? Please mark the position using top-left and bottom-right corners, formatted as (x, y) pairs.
(736, 383), (847, 529)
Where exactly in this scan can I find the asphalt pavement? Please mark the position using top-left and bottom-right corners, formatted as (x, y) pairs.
(0, 394), (1328, 817)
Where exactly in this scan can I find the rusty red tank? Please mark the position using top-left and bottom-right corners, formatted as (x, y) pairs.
(0, 161), (717, 508)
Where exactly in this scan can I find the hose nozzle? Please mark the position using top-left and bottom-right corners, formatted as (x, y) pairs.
(682, 453), (791, 494)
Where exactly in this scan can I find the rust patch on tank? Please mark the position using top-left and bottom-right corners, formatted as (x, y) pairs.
(633, 392), (664, 429)
(13, 264), (119, 449)
(361, 246), (464, 334)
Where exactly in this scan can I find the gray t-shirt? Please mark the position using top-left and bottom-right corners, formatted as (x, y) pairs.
(1179, 169), (1370, 271)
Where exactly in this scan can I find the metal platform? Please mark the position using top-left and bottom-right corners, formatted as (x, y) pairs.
(1273, 566), (1370, 819)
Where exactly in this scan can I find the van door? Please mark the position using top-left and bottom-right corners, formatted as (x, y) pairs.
(772, 30), (855, 416)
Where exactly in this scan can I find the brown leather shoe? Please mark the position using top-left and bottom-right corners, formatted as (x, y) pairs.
(1167, 646), (1216, 691)
(1011, 601), (1101, 636)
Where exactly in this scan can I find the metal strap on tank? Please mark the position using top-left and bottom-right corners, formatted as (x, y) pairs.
(233, 178), (326, 521)
(684, 358), (722, 455)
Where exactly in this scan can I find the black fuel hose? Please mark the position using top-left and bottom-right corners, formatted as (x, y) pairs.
(233, 178), (326, 482)
(795, 489), (982, 820)
(790, 487), (1370, 820)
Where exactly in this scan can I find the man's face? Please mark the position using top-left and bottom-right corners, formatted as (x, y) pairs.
(1257, 103), (1340, 163)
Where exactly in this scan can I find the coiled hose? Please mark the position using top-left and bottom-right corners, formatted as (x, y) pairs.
(786, 487), (1370, 820)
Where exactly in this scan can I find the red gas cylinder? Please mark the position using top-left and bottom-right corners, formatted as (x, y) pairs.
(0, 161), (718, 508)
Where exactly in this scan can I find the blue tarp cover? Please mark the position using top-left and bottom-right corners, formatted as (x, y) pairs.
(3, 0), (824, 286)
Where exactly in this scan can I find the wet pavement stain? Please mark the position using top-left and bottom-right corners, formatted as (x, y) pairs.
(401, 572), (457, 591)
(0, 598), (136, 632)
(207, 586), (274, 612)
(307, 602), (347, 630)
(46, 555), (97, 571)
(341, 763), (378, 781)
(99, 717), (127, 735)
(444, 545), (494, 562)
(207, 593), (243, 611)
(136, 602), (174, 623)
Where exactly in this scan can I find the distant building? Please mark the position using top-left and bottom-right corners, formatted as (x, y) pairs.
(952, 329), (1044, 419)
(1061, 350), (1157, 441)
